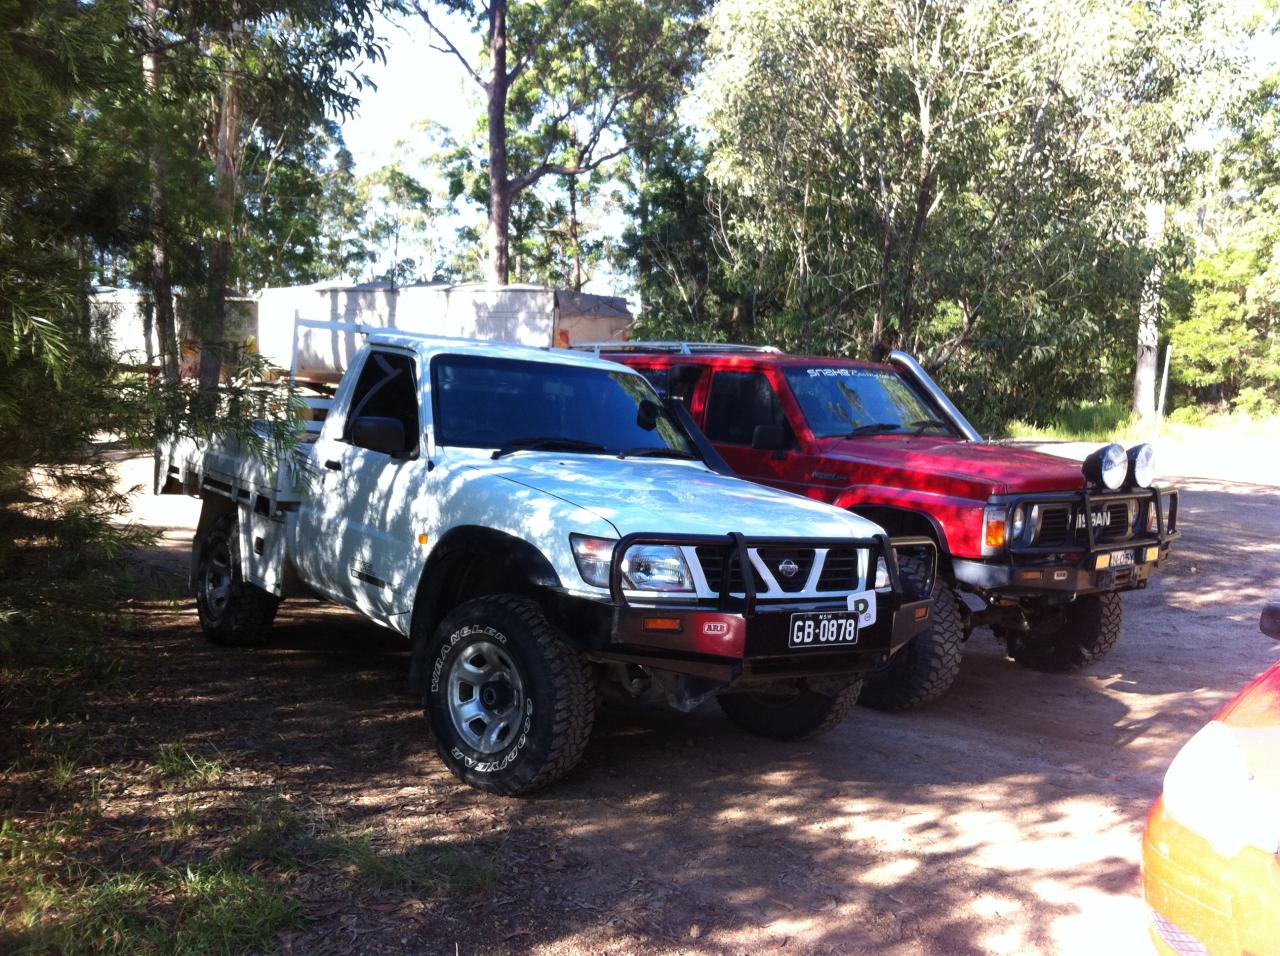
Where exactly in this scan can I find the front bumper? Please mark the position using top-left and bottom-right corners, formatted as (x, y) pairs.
(955, 486), (1180, 598)
(585, 532), (935, 684)
(1142, 796), (1280, 956)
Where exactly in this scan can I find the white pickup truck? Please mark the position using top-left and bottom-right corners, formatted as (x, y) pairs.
(157, 331), (935, 794)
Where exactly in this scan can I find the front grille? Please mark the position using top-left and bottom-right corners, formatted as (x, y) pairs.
(1095, 501), (1133, 543)
(756, 548), (814, 592)
(1033, 499), (1136, 547)
(694, 545), (861, 596)
(1036, 506), (1072, 546)
(696, 547), (765, 594)
(817, 548), (860, 590)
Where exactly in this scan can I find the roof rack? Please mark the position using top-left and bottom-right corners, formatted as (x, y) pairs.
(569, 340), (783, 357)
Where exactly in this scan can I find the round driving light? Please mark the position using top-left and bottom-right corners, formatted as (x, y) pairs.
(1128, 443), (1155, 487)
(1082, 443), (1127, 490)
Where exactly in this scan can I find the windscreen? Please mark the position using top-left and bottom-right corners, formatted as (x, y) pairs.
(432, 354), (695, 455)
(782, 366), (955, 439)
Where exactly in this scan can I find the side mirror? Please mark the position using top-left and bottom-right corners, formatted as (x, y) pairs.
(751, 424), (785, 451)
(637, 398), (660, 431)
(1262, 601), (1280, 641)
(352, 416), (407, 455)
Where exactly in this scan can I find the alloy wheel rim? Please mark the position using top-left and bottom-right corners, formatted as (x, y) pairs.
(202, 539), (232, 619)
(446, 639), (526, 754)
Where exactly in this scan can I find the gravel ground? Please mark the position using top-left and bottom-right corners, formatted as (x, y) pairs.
(105, 441), (1280, 955)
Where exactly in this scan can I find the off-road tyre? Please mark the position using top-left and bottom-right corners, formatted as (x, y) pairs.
(717, 676), (863, 740)
(195, 512), (279, 646)
(424, 595), (594, 795)
(859, 585), (964, 711)
(1005, 592), (1123, 673)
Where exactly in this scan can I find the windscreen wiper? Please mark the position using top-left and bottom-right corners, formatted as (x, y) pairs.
(616, 447), (699, 460)
(844, 422), (903, 436)
(907, 418), (949, 434)
(491, 437), (608, 459)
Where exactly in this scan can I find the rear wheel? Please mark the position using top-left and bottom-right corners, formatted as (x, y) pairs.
(1005, 592), (1123, 673)
(859, 585), (963, 710)
(195, 512), (278, 646)
(424, 595), (594, 795)
(717, 676), (862, 740)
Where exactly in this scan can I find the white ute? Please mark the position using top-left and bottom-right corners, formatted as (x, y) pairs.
(157, 331), (935, 793)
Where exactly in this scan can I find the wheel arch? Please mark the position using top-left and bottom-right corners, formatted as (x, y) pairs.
(852, 505), (951, 559)
(407, 526), (562, 692)
(190, 495), (238, 592)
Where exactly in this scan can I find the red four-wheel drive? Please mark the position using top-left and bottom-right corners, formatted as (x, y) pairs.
(588, 343), (1180, 710)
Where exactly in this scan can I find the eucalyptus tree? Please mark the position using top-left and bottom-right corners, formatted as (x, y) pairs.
(413, 0), (707, 284)
(699, 0), (1255, 417)
(128, 0), (395, 388)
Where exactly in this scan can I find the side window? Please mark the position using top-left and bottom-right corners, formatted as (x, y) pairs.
(344, 350), (420, 454)
(636, 367), (669, 398)
(668, 365), (704, 406)
(634, 365), (704, 405)
(704, 370), (787, 446)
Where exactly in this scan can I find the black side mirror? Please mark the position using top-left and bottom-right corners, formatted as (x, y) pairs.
(637, 398), (660, 431)
(751, 424), (785, 451)
(1262, 601), (1280, 641)
(352, 416), (407, 455)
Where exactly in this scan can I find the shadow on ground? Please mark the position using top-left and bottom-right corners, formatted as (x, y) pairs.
(13, 476), (1278, 955)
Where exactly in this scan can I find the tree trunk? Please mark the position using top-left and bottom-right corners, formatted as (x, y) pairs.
(568, 176), (582, 290)
(487, 0), (511, 285)
(142, 0), (180, 383)
(202, 40), (243, 391)
(1133, 201), (1166, 421)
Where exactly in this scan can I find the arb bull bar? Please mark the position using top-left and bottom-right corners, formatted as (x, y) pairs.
(954, 486), (1181, 597)
(587, 532), (938, 683)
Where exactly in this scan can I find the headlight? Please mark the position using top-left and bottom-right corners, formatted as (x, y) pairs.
(1128, 443), (1155, 488)
(1082, 443), (1127, 490)
(1161, 721), (1280, 857)
(570, 534), (615, 588)
(621, 545), (694, 592)
(1011, 506), (1026, 541)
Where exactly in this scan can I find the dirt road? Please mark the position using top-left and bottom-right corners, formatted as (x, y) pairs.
(112, 450), (1280, 955)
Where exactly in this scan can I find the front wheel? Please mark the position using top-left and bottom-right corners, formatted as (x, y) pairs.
(859, 586), (964, 711)
(717, 676), (862, 740)
(1005, 592), (1123, 673)
(424, 595), (594, 795)
(195, 512), (278, 646)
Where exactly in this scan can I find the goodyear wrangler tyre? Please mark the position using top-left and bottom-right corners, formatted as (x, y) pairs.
(424, 595), (594, 795)
(858, 584), (964, 711)
(195, 512), (278, 646)
(1006, 591), (1123, 673)
(716, 676), (863, 740)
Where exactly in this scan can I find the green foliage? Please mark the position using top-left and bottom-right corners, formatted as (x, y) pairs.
(148, 744), (226, 785)
(691, 0), (1256, 423)
(1004, 402), (1137, 442)
(1165, 73), (1280, 415)
(2, 858), (300, 956)
(619, 129), (748, 338)
(421, 0), (709, 281)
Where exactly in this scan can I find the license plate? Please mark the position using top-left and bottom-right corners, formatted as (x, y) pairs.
(1111, 549), (1135, 568)
(789, 611), (859, 649)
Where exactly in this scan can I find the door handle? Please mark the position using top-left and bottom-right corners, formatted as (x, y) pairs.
(324, 459), (342, 471)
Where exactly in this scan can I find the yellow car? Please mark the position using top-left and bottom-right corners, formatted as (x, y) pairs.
(1142, 602), (1280, 955)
